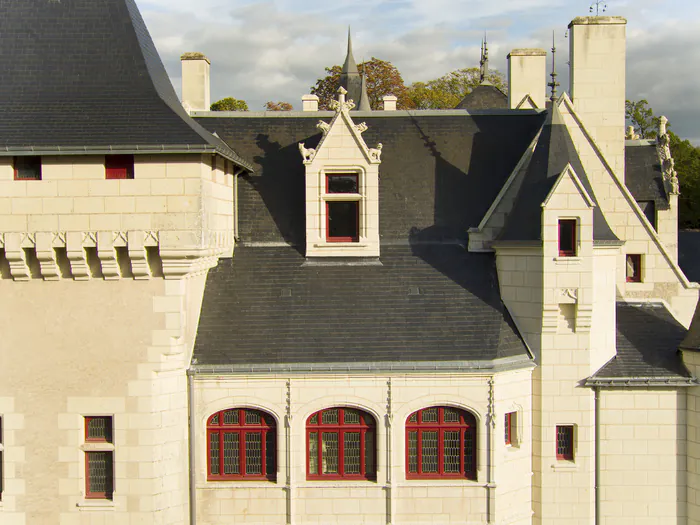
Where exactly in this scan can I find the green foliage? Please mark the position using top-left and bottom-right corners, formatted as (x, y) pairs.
(407, 68), (507, 109)
(210, 97), (248, 111)
(670, 131), (700, 229)
(310, 58), (413, 110)
(264, 101), (294, 111)
(625, 99), (659, 139)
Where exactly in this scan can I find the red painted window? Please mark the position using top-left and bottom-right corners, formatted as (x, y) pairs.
(505, 412), (515, 446)
(325, 174), (360, 242)
(556, 425), (574, 460)
(207, 408), (276, 481)
(558, 219), (577, 256)
(13, 156), (41, 180)
(626, 254), (642, 282)
(84, 416), (114, 499)
(105, 155), (134, 179)
(306, 407), (376, 480)
(406, 407), (477, 480)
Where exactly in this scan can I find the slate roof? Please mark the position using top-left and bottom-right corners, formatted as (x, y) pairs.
(196, 111), (546, 246)
(588, 302), (692, 383)
(499, 105), (619, 244)
(455, 84), (508, 110)
(192, 244), (529, 368)
(625, 142), (669, 210)
(0, 0), (251, 169)
(679, 231), (700, 283)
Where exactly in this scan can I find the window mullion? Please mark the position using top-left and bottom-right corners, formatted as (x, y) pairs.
(261, 429), (267, 478)
(360, 427), (366, 477)
(339, 429), (345, 477)
(417, 430), (423, 475)
(240, 429), (247, 476)
(438, 428), (444, 475)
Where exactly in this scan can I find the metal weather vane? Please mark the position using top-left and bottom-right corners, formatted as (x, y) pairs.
(590, 1), (607, 15)
(548, 32), (559, 102)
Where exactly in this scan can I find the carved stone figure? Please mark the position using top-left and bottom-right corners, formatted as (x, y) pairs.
(316, 120), (330, 134)
(298, 142), (316, 162)
(369, 143), (383, 161)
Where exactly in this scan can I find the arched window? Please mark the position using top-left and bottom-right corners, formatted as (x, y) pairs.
(406, 406), (477, 480)
(306, 407), (376, 480)
(207, 408), (276, 481)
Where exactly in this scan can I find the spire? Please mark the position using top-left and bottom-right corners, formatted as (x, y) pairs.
(479, 35), (489, 84)
(357, 74), (371, 111)
(342, 26), (359, 75)
(548, 31), (560, 102)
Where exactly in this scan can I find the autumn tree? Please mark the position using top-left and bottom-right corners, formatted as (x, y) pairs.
(264, 101), (294, 111)
(625, 99), (659, 139)
(310, 58), (413, 110)
(408, 68), (507, 109)
(210, 97), (248, 111)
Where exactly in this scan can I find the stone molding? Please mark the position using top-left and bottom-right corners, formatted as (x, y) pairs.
(0, 230), (226, 281)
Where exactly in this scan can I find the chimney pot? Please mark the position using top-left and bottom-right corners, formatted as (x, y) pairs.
(302, 94), (319, 112)
(507, 48), (547, 109)
(383, 95), (398, 111)
(180, 52), (211, 113)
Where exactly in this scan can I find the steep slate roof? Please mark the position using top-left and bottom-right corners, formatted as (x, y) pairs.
(455, 84), (508, 110)
(196, 111), (546, 246)
(499, 105), (619, 244)
(192, 110), (545, 368)
(588, 303), (692, 384)
(625, 142), (669, 210)
(679, 231), (700, 283)
(0, 0), (251, 169)
(193, 244), (528, 369)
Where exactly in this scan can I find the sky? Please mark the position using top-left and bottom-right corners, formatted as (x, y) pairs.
(139, 0), (700, 142)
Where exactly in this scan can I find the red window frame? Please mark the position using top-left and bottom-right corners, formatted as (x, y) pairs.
(105, 155), (134, 180)
(626, 254), (642, 283)
(306, 407), (376, 480)
(556, 425), (574, 460)
(558, 219), (577, 257)
(207, 408), (276, 481)
(325, 173), (360, 243)
(405, 406), (477, 480)
(505, 412), (514, 446)
(84, 416), (114, 500)
(13, 156), (41, 180)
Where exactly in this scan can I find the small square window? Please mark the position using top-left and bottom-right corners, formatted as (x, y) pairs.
(326, 174), (358, 194)
(558, 219), (577, 257)
(626, 254), (642, 283)
(14, 156), (42, 180)
(105, 155), (134, 180)
(505, 412), (517, 446)
(85, 416), (113, 443)
(556, 425), (574, 460)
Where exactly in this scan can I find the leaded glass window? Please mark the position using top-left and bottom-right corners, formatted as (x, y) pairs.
(207, 409), (276, 481)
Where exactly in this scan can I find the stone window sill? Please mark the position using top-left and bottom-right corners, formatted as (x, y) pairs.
(554, 257), (582, 265)
(76, 499), (116, 511)
(551, 461), (578, 472)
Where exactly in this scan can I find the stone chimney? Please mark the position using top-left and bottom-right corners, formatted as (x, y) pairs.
(180, 52), (211, 113)
(568, 17), (627, 179)
(507, 49), (547, 109)
(302, 94), (319, 112)
(383, 95), (397, 111)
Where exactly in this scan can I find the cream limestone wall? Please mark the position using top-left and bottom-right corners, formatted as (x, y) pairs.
(684, 351), (700, 525)
(590, 248), (618, 374)
(507, 50), (547, 110)
(193, 368), (533, 525)
(599, 388), (686, 524)
(658, 193), (679, 264)
(302, 99), (381, 258)
(568, 17), (627, 180)
(0, 154), (235, 280)
(558, 98), (699, 326)
(0, 275), (209, 525)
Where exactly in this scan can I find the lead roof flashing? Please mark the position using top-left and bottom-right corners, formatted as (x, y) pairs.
(189, 355), (535, 375)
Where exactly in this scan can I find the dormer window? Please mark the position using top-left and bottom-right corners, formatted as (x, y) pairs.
(326, 173), (360, 242)
(558, 219), (577, 257)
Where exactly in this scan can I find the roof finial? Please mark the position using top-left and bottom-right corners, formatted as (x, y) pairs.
(589, 1), (607, 16)
(479, 34), (489, 83)
(342, 26), (359, 75)
(548, 31), (560, 102)
(347, 26), (353, 55)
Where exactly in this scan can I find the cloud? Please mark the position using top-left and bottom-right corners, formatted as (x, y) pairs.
(140, 0), (700, 141)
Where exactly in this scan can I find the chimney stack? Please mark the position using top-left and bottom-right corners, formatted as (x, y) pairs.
(507, 49), (547, 109)
(302, 94), (319, 112)
(568, 17), (627, 179)
(180, 52), (211, 113)
(383, 95), (397, 111)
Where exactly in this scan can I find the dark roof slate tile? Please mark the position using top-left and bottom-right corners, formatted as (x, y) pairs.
(625, 143), (669, 210)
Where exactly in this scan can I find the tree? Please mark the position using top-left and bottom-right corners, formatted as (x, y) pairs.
(625, 99), (659, 139)
(408, 68), (507, 109)
(210, 97), (248, 111)
(670, 131), (700, 229)
(310, 58), (413, 110)
(264, 101), (294, 111)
